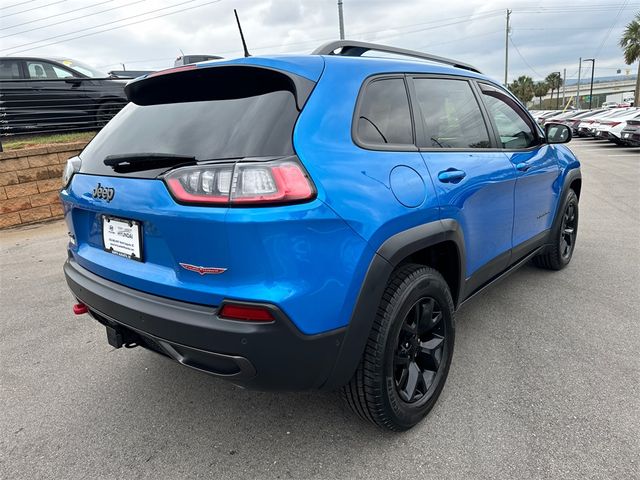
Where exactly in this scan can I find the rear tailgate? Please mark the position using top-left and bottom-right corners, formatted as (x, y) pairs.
(61, 61), (321, 306)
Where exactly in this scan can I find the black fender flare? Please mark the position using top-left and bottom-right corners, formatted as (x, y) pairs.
(321, 219), (466, 390)
(548, 167), (581, 242)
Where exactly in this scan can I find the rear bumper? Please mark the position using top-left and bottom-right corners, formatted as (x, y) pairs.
(64, 257), (346, 391)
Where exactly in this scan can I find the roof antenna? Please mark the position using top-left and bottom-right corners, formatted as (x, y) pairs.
(234, 9), (250, 57)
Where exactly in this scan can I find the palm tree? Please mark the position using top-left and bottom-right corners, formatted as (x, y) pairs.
(619, 12), (640, 106)
(534, 82), (550, 108)
(545, 73), (562, 109)
(508, 75), (535, 104)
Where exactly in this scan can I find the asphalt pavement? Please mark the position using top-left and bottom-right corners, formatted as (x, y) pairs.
(1, 138), (638, 480)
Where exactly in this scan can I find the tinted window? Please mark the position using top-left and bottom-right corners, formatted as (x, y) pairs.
(26, 61), (76, 79)
(413, 78), (490, 149)
(80, 90), (299, 176)
(480, 84), (538, 149)
(0, 60), (21, 79)
(356, 78), (413, 146)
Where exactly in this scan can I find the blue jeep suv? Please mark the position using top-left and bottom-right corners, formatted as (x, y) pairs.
(61, 41), (581, 431)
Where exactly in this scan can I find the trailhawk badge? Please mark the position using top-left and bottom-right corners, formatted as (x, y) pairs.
(179, 263), (227, 275)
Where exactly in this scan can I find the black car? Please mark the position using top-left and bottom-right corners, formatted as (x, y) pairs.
(0, 57), (128, 135)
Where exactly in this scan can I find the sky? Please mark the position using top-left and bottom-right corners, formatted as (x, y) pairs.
(1, 0), (638, 84)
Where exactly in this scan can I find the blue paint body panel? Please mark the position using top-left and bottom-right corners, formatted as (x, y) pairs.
(60, 53), (581, 338)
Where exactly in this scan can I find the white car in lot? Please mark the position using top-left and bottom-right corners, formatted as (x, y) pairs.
(578, 108), (633, 136)
(594, 109), (640, 144)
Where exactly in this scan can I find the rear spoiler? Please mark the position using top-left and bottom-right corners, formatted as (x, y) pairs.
(124, 64), (315, 110)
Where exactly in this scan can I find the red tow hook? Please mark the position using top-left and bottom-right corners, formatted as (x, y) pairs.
(73, 303), (88, 315)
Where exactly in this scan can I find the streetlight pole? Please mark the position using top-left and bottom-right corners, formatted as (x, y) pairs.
(584, 58), (595, 109)
(576, 57), (582, 108)
(562, 68), (566, 108)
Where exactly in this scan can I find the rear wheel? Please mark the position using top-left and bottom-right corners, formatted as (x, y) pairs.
(534, 189), (579, 270)
(341, 264), (455, 431)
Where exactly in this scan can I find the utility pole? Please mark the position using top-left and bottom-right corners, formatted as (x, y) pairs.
(338, 0), (345, 40)
(576, 57), (582, 108)
(562, 68), (566, 107)
(504, 9), (511, 87)
(585, 58), (595, 109)
(551, 71), (561, 109)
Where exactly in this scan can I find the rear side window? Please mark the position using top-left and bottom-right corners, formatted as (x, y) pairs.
(413, 78), (491, 149)
(355, 78), (413, 147)
(0, 60), (22, 79)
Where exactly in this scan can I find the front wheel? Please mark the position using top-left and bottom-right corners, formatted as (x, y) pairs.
(534, 189), (579, 270)
(341, 264), (455, 431)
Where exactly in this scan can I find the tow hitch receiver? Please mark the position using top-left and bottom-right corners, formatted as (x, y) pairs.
(105, 324), (139, 349)
(105, 325), (124, 348)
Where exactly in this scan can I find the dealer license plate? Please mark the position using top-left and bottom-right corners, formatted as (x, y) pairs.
(102, 216), (143, 261)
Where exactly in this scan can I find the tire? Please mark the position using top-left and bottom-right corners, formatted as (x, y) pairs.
(533, 188), (579, 270)
(95, 101), (121, 127)
(341, 264), (455, 431)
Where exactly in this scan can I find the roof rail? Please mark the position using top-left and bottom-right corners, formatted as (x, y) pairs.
(311, 40), (482, 74)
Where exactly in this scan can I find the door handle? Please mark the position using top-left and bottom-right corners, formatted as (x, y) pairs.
(438, 168), (466, 183)
(515, 162), (531, 172)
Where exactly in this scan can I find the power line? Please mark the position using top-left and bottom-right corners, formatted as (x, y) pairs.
(4, 0), (224, 55)
(194, 9), (505, 57)
(0, 0), (36, 11)
(509, 36), (542, 78)
(1, 0), (116, 32)
(1, 1), (150, 40)
(0, 0), (66, 19)
(3, 0), (211, 52)
(593, 0), (629, 58)
(96, 13), (505, 70)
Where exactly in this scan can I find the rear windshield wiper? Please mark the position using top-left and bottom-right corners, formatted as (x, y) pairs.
(104, 153), (196, 173)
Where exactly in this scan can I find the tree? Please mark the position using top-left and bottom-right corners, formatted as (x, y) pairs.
(545, 72), (563, 109)
(509, 75), (535, 104)
(534, 82), (550, 108)
(619, 12), (640, 106)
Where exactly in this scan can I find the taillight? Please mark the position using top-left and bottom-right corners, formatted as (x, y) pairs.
(164, 157), (315, 206)
(219, 303), (275, 322)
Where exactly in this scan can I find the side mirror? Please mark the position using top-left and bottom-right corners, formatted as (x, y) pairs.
(545, 122), (571, 144)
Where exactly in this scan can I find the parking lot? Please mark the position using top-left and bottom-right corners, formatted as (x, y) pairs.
(0, 138), (638, 479)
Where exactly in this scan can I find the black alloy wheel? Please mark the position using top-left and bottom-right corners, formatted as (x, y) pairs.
(560, 200), (577, 260)
(342, 264), (455, 431)
(394, 297), (446, 404)
(534, 188), (579, 270)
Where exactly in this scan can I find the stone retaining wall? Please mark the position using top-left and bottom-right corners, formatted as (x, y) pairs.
(0, 142), (86, 229)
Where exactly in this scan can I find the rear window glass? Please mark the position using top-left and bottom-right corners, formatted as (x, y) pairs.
(356, 78), (413, 146)
(80, 90), (298, 175)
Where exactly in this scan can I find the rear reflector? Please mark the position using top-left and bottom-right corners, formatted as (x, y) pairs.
(73, 303), (88, 315)
(219, 303), (275, 322)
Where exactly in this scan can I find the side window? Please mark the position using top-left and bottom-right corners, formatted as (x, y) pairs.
(413, 78), (491, 149)
(26, 61), (76, 79)
(0, 60), (22, 79)
(356, 77), (413, 146)
(480, 84), (538, 149)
